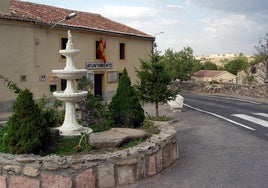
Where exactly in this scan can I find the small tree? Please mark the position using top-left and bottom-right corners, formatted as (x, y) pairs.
(255, 33), (268, 82)
(109, 68), (144, 128)
(4, 89), (52, 154)
(136, 51), (179, 117)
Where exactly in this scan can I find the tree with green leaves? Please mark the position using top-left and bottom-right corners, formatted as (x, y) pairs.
(4, 89), (52, 154)
(223, 53), (248, 75)
(136, 51), (179, 117)
(109, 68), (144, 128)
(163, 47), (200, 80)
(203, 61), (218, 70)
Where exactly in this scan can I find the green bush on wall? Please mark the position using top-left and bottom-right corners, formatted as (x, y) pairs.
(109, 68), (144, 128)
(4, 89), (52, 154)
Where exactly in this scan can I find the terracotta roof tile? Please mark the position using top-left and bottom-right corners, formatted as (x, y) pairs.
(193, 70), (225, 78)
(0, 0), (154, 39)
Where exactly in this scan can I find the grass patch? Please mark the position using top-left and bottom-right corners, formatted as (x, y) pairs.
(43, 135), (94, 155)
(147, 116), (173, 122)
(120, 138), (146, 149)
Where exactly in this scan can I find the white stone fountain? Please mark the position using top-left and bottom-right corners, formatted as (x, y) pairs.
(52, 30), (92, 136)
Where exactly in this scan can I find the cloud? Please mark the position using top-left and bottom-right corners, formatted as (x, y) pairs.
(193, 14), (261, 54)
(186, 0), (268, 15)
(91, 5), (158, 19)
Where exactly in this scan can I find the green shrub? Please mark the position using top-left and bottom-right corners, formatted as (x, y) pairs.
(0, 126), (8, 153)
(4, 89), (52, 154)
(79, 93), (111, 129)
(37, 97), (63, 127)
(109, 68), (144, 128)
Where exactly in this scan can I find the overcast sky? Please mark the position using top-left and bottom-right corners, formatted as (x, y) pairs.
(21, 0), (268, 56)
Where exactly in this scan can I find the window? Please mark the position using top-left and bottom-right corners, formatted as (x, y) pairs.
(96, 41), (101, 59)
(61, 37), (68, 59)
(120, 43), (125, 60)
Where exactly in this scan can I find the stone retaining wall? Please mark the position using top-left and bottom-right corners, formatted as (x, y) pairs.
(0, 122), (178, 188)
(173, 81), (268, 102)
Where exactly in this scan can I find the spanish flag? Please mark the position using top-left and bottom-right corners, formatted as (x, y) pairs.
(97, 38), (107, 63)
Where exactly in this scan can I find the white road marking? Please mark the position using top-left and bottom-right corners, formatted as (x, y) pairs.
(232, 114), (268, 128)
(184, 104), (256, 131)
(254, 113), (268, 118)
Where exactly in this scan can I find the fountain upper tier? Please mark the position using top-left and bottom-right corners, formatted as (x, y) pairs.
(52, 69), (87, 80)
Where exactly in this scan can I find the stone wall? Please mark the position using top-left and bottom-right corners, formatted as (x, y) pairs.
(0, 122), (178, 188)
(173, 81), (268, 102)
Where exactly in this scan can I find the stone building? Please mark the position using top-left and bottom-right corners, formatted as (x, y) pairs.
(0, 0), (154, 111)
(192, 70), (237, 83)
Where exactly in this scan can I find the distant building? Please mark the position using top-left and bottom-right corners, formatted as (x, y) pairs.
(196, 54), (253, 67)
(192, 70), (237, 83)
(0, 0), (154, 111)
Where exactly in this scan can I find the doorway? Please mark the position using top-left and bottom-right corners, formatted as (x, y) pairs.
(94, 74), (103, 99)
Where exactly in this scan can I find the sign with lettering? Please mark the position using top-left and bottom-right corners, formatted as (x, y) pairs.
(85, 62), (112, 69)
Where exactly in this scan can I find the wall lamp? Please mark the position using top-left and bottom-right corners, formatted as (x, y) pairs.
(52, 12), (77, 28)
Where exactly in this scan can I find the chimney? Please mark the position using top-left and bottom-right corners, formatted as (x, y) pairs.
(0, 0), (11, 15)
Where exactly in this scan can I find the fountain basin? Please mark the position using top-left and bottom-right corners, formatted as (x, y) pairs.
(53, 91), (88, 103)
(52, 69), (88, 79)
(59, 49), (80, 56)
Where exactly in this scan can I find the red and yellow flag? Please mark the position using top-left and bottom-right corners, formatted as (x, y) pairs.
(97, 38), (107, 63)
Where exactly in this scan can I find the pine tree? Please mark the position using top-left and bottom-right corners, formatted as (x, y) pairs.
(109, 68), (144, 128)
(4, 89), (52, 154)
(136, 51), (179, 117)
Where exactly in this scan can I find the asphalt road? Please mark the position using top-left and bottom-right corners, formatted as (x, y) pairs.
(181, 93), (268, 138)
(128, 94), (268, 188)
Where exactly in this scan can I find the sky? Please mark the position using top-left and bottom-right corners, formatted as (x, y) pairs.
(21, 0), (268, 56)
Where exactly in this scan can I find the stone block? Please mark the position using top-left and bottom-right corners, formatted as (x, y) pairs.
(0, 176), (6, 188)
(89, 128), (147, 149)
(23, 165), (39, 177)
(97, 163), (115, 188)
(41, 174), (72, 188)
(137, 154), (146, 179)
(162, 144), (173, 168)
(117, 158), (137, 166)
(3, 165), (21, 175)
(10, 176), (40, 188)
(156, 150), (163, 172)
(75, 169), (96, 188)
(117, 165), (135, 185)
(148, 154), (156, 176)
(16, 157), (36, 163)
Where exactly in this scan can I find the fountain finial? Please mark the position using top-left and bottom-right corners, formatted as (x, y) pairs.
(66, 30), (74, 50)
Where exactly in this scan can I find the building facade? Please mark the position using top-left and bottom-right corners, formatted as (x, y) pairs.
(192, 70), (237, 83)
(0, 0), (154, 111)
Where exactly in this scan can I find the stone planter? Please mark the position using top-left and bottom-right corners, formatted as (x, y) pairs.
(0, 121), (179, 188)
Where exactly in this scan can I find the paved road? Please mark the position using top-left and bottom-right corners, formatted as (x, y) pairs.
(181, 93), (268, 138)
(128, 95), (268, 188)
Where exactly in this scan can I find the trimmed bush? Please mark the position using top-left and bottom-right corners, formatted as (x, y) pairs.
(109, 68), (144, 128)
(4, 89), (52, 154)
